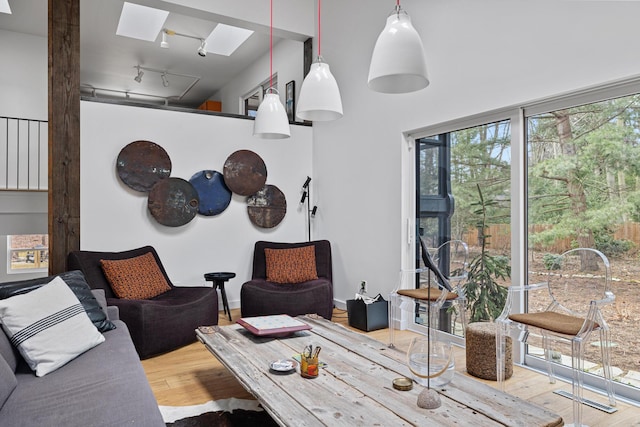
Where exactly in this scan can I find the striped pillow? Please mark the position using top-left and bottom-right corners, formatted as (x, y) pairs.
(0, 276), (105, 377)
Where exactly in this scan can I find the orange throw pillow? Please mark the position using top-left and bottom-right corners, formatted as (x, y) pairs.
(100, 252), (171, 300)
(265, 246), (318, 284)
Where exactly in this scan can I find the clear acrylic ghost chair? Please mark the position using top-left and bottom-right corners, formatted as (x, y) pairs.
(389, 238), (468, 347)
(496, 248), (616, 427)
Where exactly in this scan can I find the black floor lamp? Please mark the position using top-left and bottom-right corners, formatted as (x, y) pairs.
(300, 176), (317, 242)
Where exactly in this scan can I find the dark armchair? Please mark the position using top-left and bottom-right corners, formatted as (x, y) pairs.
(240, 240), (334, 320)
(67, 245), (218, 359)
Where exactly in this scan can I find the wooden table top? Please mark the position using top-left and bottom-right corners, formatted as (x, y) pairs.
(196, 315), (563, 427)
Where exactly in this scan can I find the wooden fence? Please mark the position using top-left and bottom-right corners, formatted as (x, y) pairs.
(459, 222), (640, 254)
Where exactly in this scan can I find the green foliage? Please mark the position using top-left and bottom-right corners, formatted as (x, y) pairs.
(593, 233), (634, 257)
(527, 94), (640, 248)
(542, 253), (563, 270)
(463, 185), (510, 322)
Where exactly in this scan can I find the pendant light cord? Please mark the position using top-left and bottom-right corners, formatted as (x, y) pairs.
(270, 0), (273, 90)
(318, 0), (321, 57)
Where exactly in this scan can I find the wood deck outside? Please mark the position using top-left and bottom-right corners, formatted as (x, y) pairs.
(141, 308), (640, 426)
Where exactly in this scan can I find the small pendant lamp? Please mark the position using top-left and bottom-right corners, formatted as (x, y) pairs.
(296, 0), (343, 122)
(254, 0), (291, 139)
(368, 0), (429, 94)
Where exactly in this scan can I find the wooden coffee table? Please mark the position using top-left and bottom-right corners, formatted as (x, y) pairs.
(196, 315), (563, 427)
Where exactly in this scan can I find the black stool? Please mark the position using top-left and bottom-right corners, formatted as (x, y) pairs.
(204, 272), (236, 321)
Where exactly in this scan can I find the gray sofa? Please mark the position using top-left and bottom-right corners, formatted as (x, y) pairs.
(0, 271), (164, 427)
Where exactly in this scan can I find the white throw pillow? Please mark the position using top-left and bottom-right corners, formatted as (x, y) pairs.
(0, 276), (105, 377)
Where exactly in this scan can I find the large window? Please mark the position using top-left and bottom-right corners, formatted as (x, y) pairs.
(416, 120), (512, 336)
(411, 78), (640, 402)
(527, 93), (640, 391)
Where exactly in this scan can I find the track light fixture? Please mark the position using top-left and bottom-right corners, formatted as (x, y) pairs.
(160, 28), (208, 58)
(161, 73), (169, 87)
(160, 31), (169, 48)
(134, 66), (144, 83)
(197, 40), (207, 57)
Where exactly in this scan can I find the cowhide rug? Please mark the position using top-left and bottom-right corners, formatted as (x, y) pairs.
(160, 398), (278, 427)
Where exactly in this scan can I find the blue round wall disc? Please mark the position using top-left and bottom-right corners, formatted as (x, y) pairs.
(189, 170), (232, 216)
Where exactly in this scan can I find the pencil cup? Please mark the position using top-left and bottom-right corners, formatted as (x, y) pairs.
(300, 356), (319, 378)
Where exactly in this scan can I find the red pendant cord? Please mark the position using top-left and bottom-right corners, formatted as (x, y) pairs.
(270, 0), (273, 89)
(397, 0), (400, 5)
(318, 0), (321, 57)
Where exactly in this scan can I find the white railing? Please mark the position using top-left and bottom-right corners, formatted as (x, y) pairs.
(0, 116), (48, 191)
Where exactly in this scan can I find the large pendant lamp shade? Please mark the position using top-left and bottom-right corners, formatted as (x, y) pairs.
(253, 90), (291, 139)
(296, 0), (343, 121)
(253, 0), (291, 139)
(297, 60), (343, 121)
(368, 3), (429, 94)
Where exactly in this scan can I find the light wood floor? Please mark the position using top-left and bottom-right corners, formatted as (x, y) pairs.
(141, 308), (640, 426)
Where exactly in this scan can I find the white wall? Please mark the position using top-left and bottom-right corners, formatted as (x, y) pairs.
(80, 101), (313, 309)
(315, 0), (640, 306)
(0, 29), (48, 281)
(0, 29), (47, 120)
(212, 39), (304, 115)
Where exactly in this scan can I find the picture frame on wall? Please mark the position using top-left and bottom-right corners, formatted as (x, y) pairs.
(286, 80), (295, 122)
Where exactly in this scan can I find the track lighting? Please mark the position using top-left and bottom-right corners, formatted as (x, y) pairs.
(134, 66), (144, 83)
(160, 31), (169, 48)
(161, 73), (169, 87)
(160, 28), (209, 58)
(197, 40), (207, 57)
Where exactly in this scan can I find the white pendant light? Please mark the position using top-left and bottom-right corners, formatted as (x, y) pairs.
(253, 90), (291, 139)
(253, 0), (291, 139)
(296, 0), (343, 121)
(368, 1), (429, 94)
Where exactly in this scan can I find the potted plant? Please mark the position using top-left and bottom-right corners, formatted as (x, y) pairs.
(463, 184), (510, 322)
(462, 184), (512, 380)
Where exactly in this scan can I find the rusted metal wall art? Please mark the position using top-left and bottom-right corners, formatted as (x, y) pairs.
(147, 177), (199, 227)
(189, 170), (232, 216)
(117, 140), (171, 192)
(222, 150), (267, 196)
(246, 184), (287, 228)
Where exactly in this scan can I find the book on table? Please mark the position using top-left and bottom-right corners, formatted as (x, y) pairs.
(236, 314), (312, 337)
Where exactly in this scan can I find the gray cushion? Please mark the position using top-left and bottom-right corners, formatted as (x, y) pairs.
(1, 320), (164, 426)
(91, 289), (108, 317)
(0, 356), (16, 410)
(0, 270), (115, 332)
(0, 330), (19, 372)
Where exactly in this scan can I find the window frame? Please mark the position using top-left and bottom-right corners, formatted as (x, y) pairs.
(403, 74), (640, 404)
(6, 234), (49, 275)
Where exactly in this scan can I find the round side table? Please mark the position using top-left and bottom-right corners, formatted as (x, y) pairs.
(204, 272), (236, 321)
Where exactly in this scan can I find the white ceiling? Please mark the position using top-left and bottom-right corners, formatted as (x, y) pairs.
(0, 0), (305, 108)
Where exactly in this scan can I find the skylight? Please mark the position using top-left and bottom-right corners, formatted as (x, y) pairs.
(0, 0), (11, 15)
(116, 2), (169, 42)
(204, 24), (254, 57)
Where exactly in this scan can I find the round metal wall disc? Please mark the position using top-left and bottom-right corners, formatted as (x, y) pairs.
(247, 184), (287, 228)
(189, 170), (232, 216)
(147, 177), (199, 227)
(116, 140), (172, 192)
(223, 150), (267, 196)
